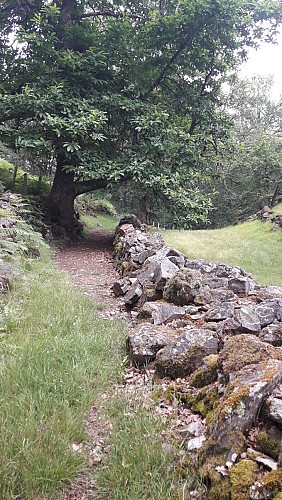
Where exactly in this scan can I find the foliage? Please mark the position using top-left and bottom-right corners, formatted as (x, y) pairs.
(209, 75), (282, 227)
(0, 158), (50, 196)
(77, 194), (116, 216)
(159, 203), (282, 286)
(1, 0), (282, 230)
(0, 193), (47, 259)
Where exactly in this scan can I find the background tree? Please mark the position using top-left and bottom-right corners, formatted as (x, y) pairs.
(209, 75), (282, 227)
(0, 0), (282, 231)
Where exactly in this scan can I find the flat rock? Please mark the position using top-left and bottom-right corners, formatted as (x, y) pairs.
(187, 435), (206, 451)
(137, 301), (186, 325)
(155, 328), (218, 379)
(127, 323), (179, 366)
(256, 286), (282, 302)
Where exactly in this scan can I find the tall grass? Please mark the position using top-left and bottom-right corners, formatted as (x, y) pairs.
(0, 253), (183, 498)
(0, 257), (127, 499)
(161, 204), (282, 286)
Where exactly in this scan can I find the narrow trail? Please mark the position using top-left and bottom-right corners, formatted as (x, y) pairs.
(53, 229), (126, 320)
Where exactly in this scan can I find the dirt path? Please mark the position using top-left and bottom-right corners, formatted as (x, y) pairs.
(53, 230), (127, 320)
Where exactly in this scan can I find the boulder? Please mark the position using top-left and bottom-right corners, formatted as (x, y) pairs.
(127, 323), (179, 366)
(137, 302), (186, 325)
(163, 268), (203, 305)
(155, 328), (218, 379)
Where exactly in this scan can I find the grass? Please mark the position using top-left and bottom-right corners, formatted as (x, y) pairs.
(82, 213), (118, 232)
(99, 391), (183, 500)
(0, 250), (183, 499)
(159, 203), (282, 286)
(0, 253), (127, 498)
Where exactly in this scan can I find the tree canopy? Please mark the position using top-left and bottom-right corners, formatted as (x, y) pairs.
(1, 0), (282, 231)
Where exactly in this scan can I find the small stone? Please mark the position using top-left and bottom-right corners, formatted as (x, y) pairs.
(187, 435), (206, 451)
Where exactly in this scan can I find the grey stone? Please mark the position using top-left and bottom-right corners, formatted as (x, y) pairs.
(131, 249), (154, 265)
(256, 304), (276, 327)
(123, 283), (143, 305)
(228, 276), (258, 294)
(137, 302), (186, 325)
(155, 328), (218, 379)
(210, 288), (236, 302)
(256, 286), (282, 302)
(187, 435), (206, 451)
(259, 324), (282, 346)
(205, 302), (235, 321)
(267, 397), (282, 425)
(154, 258), (179, 290)
(127, 323), (179, 366)
(168, 255), (185, 268)
(236, 305), (261, 333)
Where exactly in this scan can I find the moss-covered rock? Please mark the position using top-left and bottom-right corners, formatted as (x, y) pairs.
(257, 429), (280, 460)
(189, 354), (219, 388)
(219, 334), (282, 375)
(230, 459), (258, 499)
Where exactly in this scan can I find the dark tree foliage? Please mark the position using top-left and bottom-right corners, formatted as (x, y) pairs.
(0, 0), (281, 231)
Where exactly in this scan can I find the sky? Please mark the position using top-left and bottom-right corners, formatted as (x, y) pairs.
(240, 31), (282, 101)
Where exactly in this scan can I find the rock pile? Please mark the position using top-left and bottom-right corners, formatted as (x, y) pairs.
(113, 217), (282, 498)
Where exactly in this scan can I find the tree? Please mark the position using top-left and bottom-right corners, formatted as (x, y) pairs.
(0, 0), (282, 232)
(209, 75), (282, 227)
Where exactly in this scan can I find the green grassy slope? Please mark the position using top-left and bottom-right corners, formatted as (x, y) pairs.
(160, 203), (282, 286)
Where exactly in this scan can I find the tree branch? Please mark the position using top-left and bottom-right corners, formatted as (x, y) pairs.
(75, 11), (143, 21)
(75, 177), (108, 196)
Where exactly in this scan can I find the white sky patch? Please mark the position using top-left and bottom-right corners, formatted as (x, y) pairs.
(240, 31), (282, 101)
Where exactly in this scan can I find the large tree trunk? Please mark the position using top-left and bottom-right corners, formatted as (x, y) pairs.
(46, 156), (79, 234)
(45, 155), (110, 235)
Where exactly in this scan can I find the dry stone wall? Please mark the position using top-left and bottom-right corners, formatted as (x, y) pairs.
(113, 217), (282, 498)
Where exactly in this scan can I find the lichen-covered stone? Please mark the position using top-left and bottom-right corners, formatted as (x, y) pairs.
(127, 323), (179, 366)
(205, 302), (236, 321)
(137, 301), (186, 325)
(189, 354), (219, 388)
(259, 324), (282, 346)
(219, 335), (282, 374)
(155, 328), (218, 379)
(163, 268), (203, 306)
